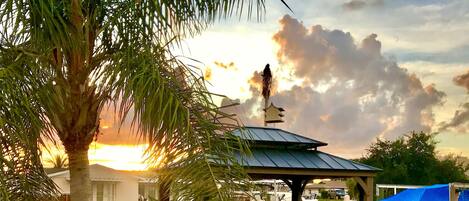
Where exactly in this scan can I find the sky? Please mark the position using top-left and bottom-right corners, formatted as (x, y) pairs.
(44, 0), (469, 170)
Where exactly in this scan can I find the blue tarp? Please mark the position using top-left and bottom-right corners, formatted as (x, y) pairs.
(460, 190), (469, 201)
(382, 184), (449, 201)
(382, 185), (469, 201)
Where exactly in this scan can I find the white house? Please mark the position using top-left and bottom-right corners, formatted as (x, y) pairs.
(47, 164), (158, 201)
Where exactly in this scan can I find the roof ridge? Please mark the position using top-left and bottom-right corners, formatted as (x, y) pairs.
(237, 127), (328, 147)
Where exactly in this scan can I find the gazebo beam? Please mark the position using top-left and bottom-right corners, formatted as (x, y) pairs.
(247, 168), (376, 177)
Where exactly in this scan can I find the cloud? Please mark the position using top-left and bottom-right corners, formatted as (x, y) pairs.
(440, 103), (469, 133)
(453, 70), (469, 92)
(96, 106), (141, 144)
(440, 70), (469, 132)
(204, 67), (212, 81)
(342, 0), (384, 11)
(342, 0), (366, 11)
(388, 45), (469, 64)
(214, 61), (238, 70)
(231, 15), (445, 155)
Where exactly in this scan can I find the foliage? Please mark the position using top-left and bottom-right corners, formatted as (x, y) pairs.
(46, 154), (68, 168)
(0, 47), (59, 200)
(0, 0), (293, 200)
(345, 178), (359, 200)
(359, 131), (469, 185)
(319, 189), (329, 199)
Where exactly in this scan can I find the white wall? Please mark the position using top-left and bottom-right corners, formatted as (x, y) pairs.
(51, 176), (70, 194)
(115, 178), (139, 201)
(49, 165), (141, 201)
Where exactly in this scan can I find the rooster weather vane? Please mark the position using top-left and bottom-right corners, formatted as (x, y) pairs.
(261, 64), (285, 126)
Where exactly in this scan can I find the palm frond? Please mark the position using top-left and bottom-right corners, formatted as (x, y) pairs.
(45, 154), (69, 168)
(105, 39), (254, 199)
(0, 47), (59, 200)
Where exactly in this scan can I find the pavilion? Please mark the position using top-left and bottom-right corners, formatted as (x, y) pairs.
(232, 126), (380, 201)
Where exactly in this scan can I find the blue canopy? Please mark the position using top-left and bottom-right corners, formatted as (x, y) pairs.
(382, 184), (449, 201)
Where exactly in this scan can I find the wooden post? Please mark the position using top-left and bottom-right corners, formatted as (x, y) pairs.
(449, 183), (457, 201)
(354, 177), (374, 201)
(282, 178), (309, 201)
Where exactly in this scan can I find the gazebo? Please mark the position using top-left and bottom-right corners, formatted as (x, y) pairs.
(233, 126), (380, 201)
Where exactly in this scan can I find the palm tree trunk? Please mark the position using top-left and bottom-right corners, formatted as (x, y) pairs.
(67, 149), (91, 201)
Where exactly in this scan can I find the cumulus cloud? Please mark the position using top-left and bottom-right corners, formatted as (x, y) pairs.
(231, 15), (445, 155)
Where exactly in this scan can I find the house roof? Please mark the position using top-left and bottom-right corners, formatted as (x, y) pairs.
(234, 148), (380, 172)
(44, 168), (67, 175)
(305, 180), (347, 189)
(47, 164), (144, 181)
(232, 126), (327, 148)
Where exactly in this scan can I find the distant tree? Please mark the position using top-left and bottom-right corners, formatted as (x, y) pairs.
(345, 179), (360, 200)
(359, 131), (469, 185)
(46, 154), (68, 169)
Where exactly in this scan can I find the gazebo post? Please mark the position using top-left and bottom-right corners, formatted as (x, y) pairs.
(283, 178), (309, 201)
(354, 176), (374, 201)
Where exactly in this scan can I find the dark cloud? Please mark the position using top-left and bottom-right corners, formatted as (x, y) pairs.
(453, 70), (469, 92)
(440, 70), (469, 132)
(440, 103), (469, 133)
(343, 0), (367, 11)
(230, 15), (445, 155)
(342, 0), (384, 11)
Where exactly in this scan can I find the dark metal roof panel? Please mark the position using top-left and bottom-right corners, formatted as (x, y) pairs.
(316, 152), (346, 169)
(287, 150), (319, 169)
(252, 150), (276, 167)
(232, 127), (327, 147)
(236, 148), (380, 172)
(264, 149), (291, 168)
(252, 128), (273, 141)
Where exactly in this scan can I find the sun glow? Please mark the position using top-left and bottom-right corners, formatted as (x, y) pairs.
(42, 142), (150, 171)
(88, 143), (149, 171)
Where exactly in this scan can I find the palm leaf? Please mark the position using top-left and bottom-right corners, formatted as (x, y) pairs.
(0, 47), (59, 201)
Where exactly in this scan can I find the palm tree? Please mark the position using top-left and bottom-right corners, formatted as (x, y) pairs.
(46, 154), (69, 169)
(0, 1), (289, 200)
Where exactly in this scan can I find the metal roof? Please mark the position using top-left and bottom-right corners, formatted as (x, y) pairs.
(232, 127), (327, 148)
(234, 148), (380, 172)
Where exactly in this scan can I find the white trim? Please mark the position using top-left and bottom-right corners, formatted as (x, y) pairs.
(48, 170), (70, 178)
(375, 184), (424, 196)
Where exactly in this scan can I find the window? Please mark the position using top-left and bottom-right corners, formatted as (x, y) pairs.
(97, 183), (104, 201)
(95, 182), (116, 201)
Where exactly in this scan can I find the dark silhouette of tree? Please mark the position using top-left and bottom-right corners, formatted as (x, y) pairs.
(359, 131), (468, 185)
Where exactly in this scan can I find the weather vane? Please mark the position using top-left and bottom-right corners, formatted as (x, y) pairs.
(261, 64), (285, 126)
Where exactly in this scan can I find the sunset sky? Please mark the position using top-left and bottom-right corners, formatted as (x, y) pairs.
(44, 0), (469, 170)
